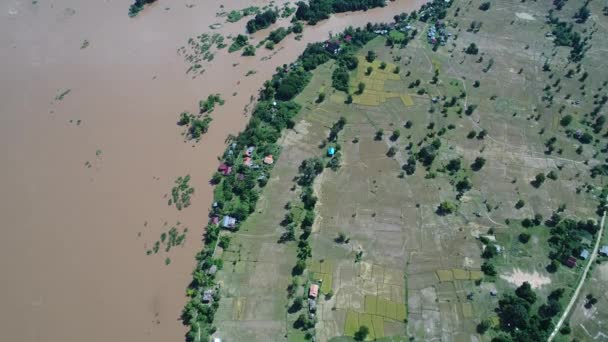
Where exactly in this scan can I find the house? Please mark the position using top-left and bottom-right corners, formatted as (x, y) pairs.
(245, 146), (255, 157)
(600, 245), (608, 256)
(263, 155), (274, 165)
(218, 163), (232, 176)
(327, 147), (336, 157)
(207, 265), (218, 275)
(211, 216), (219, 225)
(243, 157), (253, 167)
(565, 256), (577, 268)
(237, 173), (245, 181)
(309, 284), (319, 299)
(490, 289), (497, 296)
(325, 40), (341, 54)
(202, 289), (215, 303)
(344, 35), (352, 43)
(213, 338), (222, 342)
(580, 249), (590, 260)
(222, 216), (237, 229)
(308, 298), (317, 312)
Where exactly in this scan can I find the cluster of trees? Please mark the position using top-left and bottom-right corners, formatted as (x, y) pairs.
(331, 54), (358, 92)
(548, 217), (597, 264)
(199, 94), (225, 114)
(417, 139), (441, 166)
(267, 27), (291, 45)
(246, 9), (278, 33)
(178, 111), (213, 140)
(492, 284), (565, 340)
(479, 235), (498, 276)
(128, 0), (156, 17)
(295, 0), (386, 24)
(416, 0), (452, 22)
(548, 10), (590, 61)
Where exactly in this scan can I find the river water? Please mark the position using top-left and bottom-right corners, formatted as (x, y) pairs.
(0, 0), (425, 341)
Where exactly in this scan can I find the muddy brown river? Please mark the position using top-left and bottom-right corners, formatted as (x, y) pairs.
(0, 0), (425, 341)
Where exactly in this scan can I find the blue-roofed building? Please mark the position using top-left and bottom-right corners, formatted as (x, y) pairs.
(328, 147), (336, 157)
(600, 245), (608, 256)
(222, 216), (237, 229)
(580, 249), (590, 260)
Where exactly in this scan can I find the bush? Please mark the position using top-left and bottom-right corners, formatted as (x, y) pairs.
(465, 43), (479, 55)
(518, 233), (531, 243)
(560, 114), (572, 126)
(246, 9), (278, 33)
(479, 2), (491, 11)
(242, 44), (256, 56)
(366, 50), (376, 62)
(471, 157), (486, 171)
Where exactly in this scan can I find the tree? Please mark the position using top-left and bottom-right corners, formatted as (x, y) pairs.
(498, 294), (531, 331)
(482, 244), (498, 259)
(473, 80), (480, 88)
(471, 157), (486, 171)
(387, 146), (397, 157)
(477, 319), (491, 334)
(559, 114), (572, 127)
(465, 104), (477, 115)
(358, 82), (366, 94)
(515, 199), (525, 209)
(479, 2), (491, 11)
(366, 50), (376, 62)
(390, 130), (401, 141)
(481, 261), (496, 276)
(532, 173), (545, 188)
(345, 94), (353, 104)
(242, 44), (256, 56)
(547, 170), (558, 180)
(316, 92), (326, 103)
(515, 282), (537, 304)
(289, 297), (303, 313)
(465, 43), (479, 55)
(366, 66), (373, 75)
(354, 325), (369, 341)
(375, 129), (384, 141)
(519, 233), (531, 243)
(335, 232), (347, 243)
(292, 259), (306, 275)
(380, 61), (387, 69)
(446, 158), (461, 173)
(437, 201), (456, 215)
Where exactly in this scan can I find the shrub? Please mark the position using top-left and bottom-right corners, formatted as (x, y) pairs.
(479, 2), (491, 11)
(465, 43), (479, 55)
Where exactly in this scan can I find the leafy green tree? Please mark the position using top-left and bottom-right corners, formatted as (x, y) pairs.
(437, 201), (456, 215)
(446, 158), (461, 173)
(515, 282), (537, 304)
(358, 82), (366, 94)
(242, 44), (256, 56)
(481, 261), (496, 276)
(375, 129), (384, 141)
(390, 130), (401, 141)
(479, 2), (491, 11)
(354, 325), (370, 341)
(366, 66), (373, 75)
(519, 233), (531, 243)
(471, 157), (486, 171)
(380, 61), (387, 69)
(531, 173), (545, 188)
(477, 319), (491, 334)
(465, 43), (479, 55)
(366, 50), (376, 62)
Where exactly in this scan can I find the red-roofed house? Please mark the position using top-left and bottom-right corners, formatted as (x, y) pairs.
(218, 163), (232, 176)
(211, 216), (219, 225)
(243, 157), (253, 167)
(309, 284), (319, 299)
(565, 256), (577, 268)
